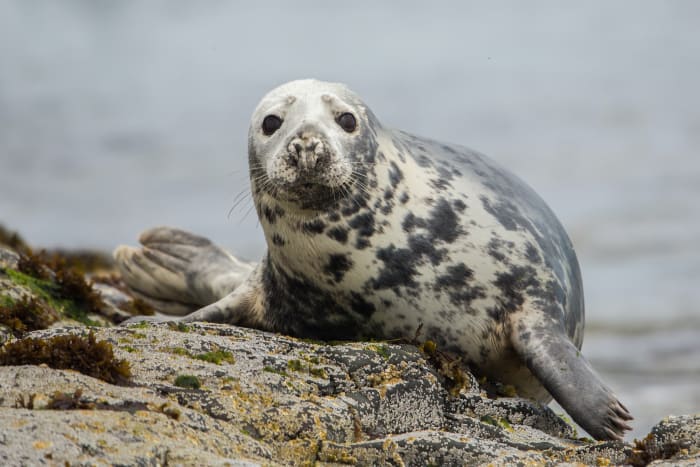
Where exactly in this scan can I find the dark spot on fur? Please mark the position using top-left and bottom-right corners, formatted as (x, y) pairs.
(271, 234), (285, 246)
(487, 237), (508, 263)
(263, 263), (366, 340)
(372, 245), (419, 290)
(480, 195), (520, 232)
(328, 211), (341, 222)
(436, 164), (454, 181)
(402, 213), (426, 233)
(453, 199), (467, 212)
(355, 238), (371, 250)
(384, 189), (394, 200)
(436, 263), (474, 287)
(388, 161), (403, 188)
(262, 205), (277, 224)
(415, 154), (431, 167)
(407, 234), (445, 265)
(488, 265), (541, 321)
(430, 178), (451, 190)
(435, 263), (486, 308)
(479, 345), (489, 361)
(399, 192), (409, 204)
(427, 198), (462, 243)
(525, 243), (541, 264)
(327, 226), (349, 244)
(348, 212), (375, 237)
(350, 292), (376, 317)
(302, 219), (326, 234)
(341, 194), (368, 217)
(324, 254), (353, 283)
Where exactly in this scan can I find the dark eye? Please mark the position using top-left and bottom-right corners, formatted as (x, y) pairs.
(336, 112), (357, 133)
(262, 115), (283, 135)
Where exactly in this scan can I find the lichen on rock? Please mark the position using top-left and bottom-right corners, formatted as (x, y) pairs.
(0, 238), (698, 465)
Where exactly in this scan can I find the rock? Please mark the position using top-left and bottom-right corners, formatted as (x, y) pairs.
(0, 247), (19, 270)
(632, 415), (700, 466)
(1, 242), (699, 466)
(0, 323), (696, 466)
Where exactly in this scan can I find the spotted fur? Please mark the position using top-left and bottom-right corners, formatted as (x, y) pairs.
(114, 79), (632, 441)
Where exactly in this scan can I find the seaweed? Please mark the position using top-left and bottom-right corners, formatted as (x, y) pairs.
(14, 393), (36, 409)
(409, 332), (470, 396)
(0, 224), (28, 251)
(122, 297), (155, 316)
(15, 248), (51, 280)
(626, 431), (691, 467)
(0, 296), (59, 337)
(7, 248), (106, 326)
(47, 388), (95, 410)
(0, 332), (131, 385)
(47, 253), (106, 316)
(44, 249), (113, 274)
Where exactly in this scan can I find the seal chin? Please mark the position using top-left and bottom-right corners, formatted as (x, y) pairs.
(269, 181), (348, 211)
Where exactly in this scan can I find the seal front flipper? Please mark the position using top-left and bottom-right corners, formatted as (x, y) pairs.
(180, 263), (269, 329)
(510, 314), (633, 441)
(113, 226), (255, 314)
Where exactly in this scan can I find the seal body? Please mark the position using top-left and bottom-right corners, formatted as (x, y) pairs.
(115, 79), (632, 440)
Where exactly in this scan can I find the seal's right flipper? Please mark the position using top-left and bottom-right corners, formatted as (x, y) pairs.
(510, 314), (633, 441)
(114, 226), (255, 313)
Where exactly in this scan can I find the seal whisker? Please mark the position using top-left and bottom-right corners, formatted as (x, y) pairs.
(228, 193), (253, 218)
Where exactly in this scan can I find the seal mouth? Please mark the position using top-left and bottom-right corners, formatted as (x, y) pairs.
(272, 180), (349, 210)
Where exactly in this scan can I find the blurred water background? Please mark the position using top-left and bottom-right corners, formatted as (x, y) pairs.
(1, 1), (698, 439)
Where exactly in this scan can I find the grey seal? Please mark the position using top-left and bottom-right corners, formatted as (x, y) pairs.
(114, 79), (633, 440)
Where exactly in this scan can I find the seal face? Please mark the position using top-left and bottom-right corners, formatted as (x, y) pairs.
(114, 79), (633, 441)
(248, 82), (379, 212)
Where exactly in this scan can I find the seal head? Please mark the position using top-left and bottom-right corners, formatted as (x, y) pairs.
(249, 80), (379, 211)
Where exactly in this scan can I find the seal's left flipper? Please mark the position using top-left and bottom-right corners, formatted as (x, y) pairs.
(120, 263), (268, 328)
(510, 314), (633, 441)
(114, 226), (255, 313)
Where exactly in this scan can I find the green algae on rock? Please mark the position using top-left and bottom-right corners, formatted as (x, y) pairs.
(174, 374), (202, 389)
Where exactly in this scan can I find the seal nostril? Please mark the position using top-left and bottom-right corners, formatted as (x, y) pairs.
(293, 143), (303, 156)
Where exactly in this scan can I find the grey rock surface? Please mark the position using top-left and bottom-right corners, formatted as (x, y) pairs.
(1, 244), (699, 465)
(0, 322), (697, 466)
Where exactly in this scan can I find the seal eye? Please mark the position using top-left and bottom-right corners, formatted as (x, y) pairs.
(336, 113), (357, 133)
(262, 115), (283, 136)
